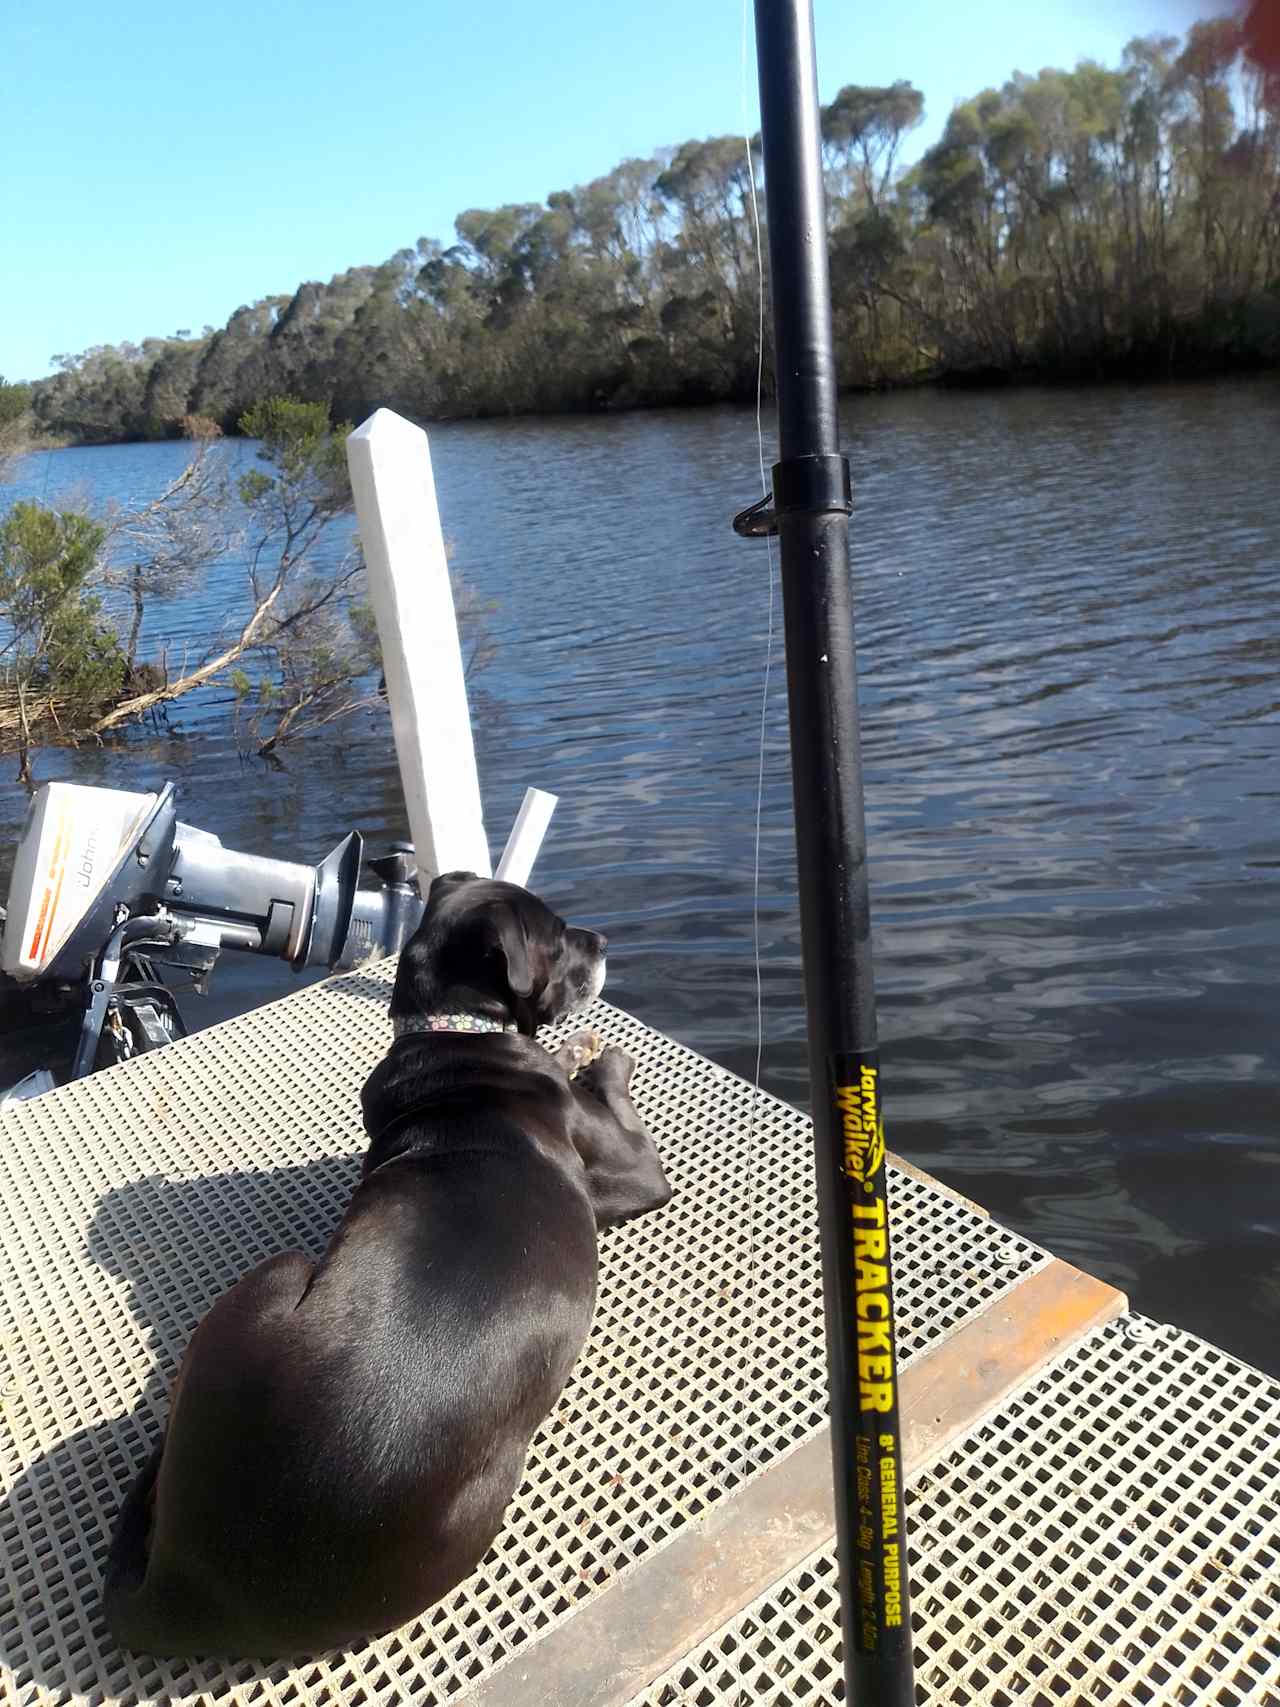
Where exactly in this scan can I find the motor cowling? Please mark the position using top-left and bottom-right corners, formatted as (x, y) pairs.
(1, 781), (376, 981)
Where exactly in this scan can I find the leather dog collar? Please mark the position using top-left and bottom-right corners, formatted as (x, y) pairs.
(393, 1012), (518, 1039)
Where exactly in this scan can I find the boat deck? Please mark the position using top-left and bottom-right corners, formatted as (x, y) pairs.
(2, 963), (1277, 1705)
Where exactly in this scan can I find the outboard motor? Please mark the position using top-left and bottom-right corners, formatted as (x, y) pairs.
(0, 781), (424, 1098)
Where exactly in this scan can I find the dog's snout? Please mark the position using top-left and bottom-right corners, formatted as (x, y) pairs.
(592, 931), (608, 956)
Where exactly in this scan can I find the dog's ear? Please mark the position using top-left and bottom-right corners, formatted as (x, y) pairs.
(488, 902), (534, 998)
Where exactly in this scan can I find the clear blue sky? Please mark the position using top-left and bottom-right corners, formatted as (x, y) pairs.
(3, 0), (1207, 382)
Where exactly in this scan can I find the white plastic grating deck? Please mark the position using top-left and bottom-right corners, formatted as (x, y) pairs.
(0, 961), (1044, 1707)
(632, 1315), (1280, 1707)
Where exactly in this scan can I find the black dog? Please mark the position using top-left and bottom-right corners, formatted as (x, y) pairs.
(103, 873), (672, 1656)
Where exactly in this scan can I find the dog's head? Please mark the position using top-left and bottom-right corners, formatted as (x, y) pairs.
(390, 873), (607, 1036)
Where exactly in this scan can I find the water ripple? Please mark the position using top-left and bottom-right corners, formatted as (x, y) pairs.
(4, 377), (1279, 1372)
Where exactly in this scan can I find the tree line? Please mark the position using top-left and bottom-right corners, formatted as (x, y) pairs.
(22, 19), (1280, 444)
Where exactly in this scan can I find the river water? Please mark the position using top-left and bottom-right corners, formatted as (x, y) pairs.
(5, 379), (1279, 1375)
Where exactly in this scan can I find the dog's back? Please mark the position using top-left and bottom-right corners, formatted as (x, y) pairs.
(104, 1138), (598, 1656)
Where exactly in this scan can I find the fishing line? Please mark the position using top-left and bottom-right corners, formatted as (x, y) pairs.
(739, 0), (775, 1482)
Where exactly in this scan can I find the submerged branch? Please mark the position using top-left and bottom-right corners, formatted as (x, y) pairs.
(90, 576), (286, 733)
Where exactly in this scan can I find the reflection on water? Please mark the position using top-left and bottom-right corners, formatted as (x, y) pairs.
(4, 377), (1279, 1373)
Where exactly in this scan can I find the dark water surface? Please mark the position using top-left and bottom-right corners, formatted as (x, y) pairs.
(6, 380), (1280, 1374)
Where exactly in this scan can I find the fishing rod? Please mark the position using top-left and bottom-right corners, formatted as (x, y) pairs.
(735, 1), (916, 1701)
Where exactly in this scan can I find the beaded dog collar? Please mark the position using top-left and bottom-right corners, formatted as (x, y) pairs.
(393, 1012), (518, 1039)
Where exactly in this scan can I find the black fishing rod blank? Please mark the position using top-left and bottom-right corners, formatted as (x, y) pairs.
(739, 1), (917, 1701)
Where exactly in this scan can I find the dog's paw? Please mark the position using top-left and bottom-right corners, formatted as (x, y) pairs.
(578, 1043), (635, 1094)
(552, 1029), (606, 1078)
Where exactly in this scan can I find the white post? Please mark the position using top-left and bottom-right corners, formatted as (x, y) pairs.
(347, 409), (491, 883)
(495, 787), (558, 887)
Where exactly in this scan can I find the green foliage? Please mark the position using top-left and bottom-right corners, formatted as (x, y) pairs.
(0, 502), (126, 715)
(238, 397), (350, 480)
(349, 598), (379, 655)
(237, 397), (352, 527)
(0, 377), (36, 480)
(0, 379), (32, 429)
(823, 81), (924, 212)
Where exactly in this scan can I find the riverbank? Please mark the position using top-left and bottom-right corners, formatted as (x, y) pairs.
(25, 338), (1280, 450)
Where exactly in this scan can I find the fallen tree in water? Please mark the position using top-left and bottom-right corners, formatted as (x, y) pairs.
(1, 402), (371, 775)
(0, 399), (495, 781)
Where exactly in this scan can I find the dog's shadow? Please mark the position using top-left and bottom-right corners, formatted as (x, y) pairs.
(1, 1150), (365, 1703)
